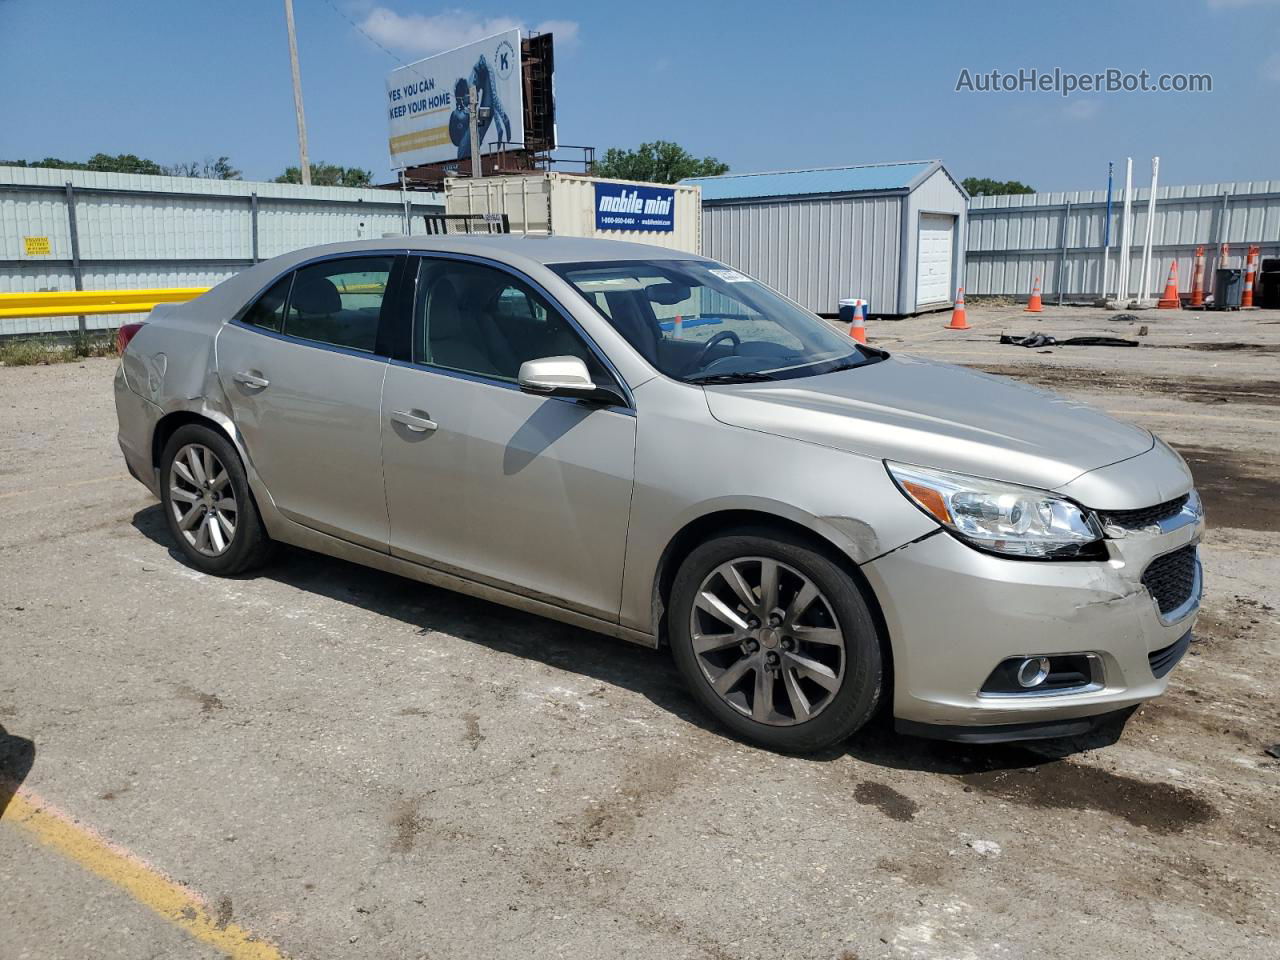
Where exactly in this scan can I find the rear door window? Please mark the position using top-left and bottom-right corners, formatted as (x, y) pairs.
(283, 257), (395, 353)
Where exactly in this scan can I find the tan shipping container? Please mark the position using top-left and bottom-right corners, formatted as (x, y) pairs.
(444, 173), (701, 254)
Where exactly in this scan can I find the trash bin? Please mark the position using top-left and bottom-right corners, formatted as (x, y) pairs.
(1214, 268), (1243, 308)
(838, 298), (868, 324)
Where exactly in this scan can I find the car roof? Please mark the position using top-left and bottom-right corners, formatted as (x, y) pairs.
(270, 234), (710, 268)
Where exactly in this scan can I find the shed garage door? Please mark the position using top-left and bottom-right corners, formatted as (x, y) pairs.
(916, 213), (955, 306)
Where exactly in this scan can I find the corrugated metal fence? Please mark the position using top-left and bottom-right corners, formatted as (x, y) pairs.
(966, 179), (1280, 300)
(1, 166), (442, 335)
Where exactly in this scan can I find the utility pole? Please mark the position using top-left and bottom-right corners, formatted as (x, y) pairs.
(284, 0), (311, 186)
(469, 82), (483, 179)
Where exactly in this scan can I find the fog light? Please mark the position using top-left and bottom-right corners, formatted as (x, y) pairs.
(1016, 657), (1051, 688)
(980, 653), (1103, 697)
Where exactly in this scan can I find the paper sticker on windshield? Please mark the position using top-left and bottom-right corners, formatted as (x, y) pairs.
(709, 268), (752, 283)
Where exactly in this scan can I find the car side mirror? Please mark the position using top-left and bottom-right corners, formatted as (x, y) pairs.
(517, 356), (626, 406)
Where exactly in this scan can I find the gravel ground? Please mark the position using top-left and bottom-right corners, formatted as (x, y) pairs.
(1, 303), (1277, 959)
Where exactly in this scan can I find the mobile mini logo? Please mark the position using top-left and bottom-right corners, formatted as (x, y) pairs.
(598, 189), (673, 216)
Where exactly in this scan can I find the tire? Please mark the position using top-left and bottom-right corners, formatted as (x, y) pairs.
(159, 423), (273, 576)
(669, 527), (883, 753)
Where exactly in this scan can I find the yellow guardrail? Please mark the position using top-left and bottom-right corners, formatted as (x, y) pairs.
(0, 288), (211, 320)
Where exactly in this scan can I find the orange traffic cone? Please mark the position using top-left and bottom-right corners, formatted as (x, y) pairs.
(1189, 246), (1205, 307)
(945, 287), (970, 330)
(1025, 276), (1043, 313)
(848, 301), (867, 343)
(1243, 245), (1259, 308)
(1157, 260), (1181, 308)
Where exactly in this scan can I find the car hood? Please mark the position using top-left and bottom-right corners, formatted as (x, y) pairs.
(703, 354), (1154, 491)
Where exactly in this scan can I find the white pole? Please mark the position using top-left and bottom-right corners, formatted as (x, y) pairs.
(283, 0), (311, 186)
(1138, 156), (1160, 303)
(469, 82), (483, 179)
(1118, 157), (1134, 302)
(399, 168), (410, 235)
(1101, 161), (1114, 301)
(1147, 157), (1161, 299)
(1117, 164), (1126, 300)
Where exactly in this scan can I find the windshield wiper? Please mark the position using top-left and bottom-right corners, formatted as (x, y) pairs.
(821, 349), (889, 374)
(686, 371), (778, 384)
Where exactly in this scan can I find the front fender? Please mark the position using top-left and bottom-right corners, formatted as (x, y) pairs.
(617, 379), (938, 634)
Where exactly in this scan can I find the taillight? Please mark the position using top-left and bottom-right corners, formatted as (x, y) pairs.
(116, 322), (145, 354)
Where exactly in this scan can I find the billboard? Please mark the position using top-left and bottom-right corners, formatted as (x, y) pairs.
(594, 182), (677, 233)
(386, 29), (524, 170)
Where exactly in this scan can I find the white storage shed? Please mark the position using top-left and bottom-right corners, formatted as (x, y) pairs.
(685, 160), (968, 316)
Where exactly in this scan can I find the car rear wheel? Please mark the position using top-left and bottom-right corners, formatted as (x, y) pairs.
(160, 424), (272, 576)
(669, 529), (882, 752)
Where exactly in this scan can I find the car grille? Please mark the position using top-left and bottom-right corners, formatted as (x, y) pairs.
(1141, 545), (1199, 616)
(1099, 494), (1188, 531)
(1148, 631), (1192, 679)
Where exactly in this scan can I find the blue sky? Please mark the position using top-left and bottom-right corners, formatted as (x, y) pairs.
(2, 0), (1278, 191)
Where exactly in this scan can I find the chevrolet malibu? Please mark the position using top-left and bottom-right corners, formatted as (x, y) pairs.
(114, 236), (1203, 752)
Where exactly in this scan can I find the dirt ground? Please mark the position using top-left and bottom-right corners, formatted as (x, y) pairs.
(1, 303), (1277, 960)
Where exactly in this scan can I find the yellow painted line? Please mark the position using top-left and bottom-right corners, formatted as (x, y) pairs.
(1, 789), (286, 960)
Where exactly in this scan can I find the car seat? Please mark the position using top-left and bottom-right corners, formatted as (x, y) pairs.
(425, 277), (521, 378)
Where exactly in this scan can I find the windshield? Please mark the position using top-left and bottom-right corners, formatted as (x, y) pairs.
(550, 259), (880, 383)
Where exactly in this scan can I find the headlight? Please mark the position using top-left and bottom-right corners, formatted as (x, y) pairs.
(886, 462), (1105, 559)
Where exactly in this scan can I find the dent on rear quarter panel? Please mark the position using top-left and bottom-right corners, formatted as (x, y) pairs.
(123, 298), (239, 452)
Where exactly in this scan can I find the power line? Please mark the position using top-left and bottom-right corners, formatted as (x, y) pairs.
(320, 0), (411, 66)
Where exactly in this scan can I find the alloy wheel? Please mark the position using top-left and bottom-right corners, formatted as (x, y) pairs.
(168, 443), (237, 557)
(688, 557), (846, 726)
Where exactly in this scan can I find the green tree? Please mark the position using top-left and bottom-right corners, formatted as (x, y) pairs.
(275, 162), (374, 187)
(1, 153), (167, 175)
(84, 153), (167, 175)
(2, 153), (243, 179)
(961, 177), (1036, 197)
(593, 141), (729, 184)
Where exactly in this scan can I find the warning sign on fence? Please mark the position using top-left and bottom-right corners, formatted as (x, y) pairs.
(23, 236), (51, 256)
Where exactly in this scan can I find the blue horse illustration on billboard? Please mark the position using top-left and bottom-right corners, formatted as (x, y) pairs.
(448, 54), (513, 160)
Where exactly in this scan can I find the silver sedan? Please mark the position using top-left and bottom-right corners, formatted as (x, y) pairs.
(114, 236), (1203, 751)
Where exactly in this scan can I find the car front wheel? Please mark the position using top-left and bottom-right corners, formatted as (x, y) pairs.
(159, 423), (272, 576)
(669, 528), (883, 752)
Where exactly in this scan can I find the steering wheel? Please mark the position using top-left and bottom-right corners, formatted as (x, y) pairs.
(694, 330), (741, 369)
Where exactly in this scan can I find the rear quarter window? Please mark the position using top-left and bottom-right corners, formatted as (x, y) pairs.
(241, 274), (291, 332)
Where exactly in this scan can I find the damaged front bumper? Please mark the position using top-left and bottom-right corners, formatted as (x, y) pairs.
(862, 503), (1203, 740)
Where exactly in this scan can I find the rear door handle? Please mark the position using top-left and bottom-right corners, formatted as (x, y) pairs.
(391, 409), (438, 433)
(233, 371), (270, 389)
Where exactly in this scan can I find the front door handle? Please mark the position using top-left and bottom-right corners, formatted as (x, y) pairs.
(233, 371), (270, 389)
(391, 409), (438, 433)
